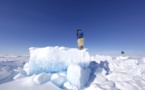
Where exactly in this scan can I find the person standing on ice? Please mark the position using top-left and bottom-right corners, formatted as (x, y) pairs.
(76, 29), (84, 50)
(121, 51), (125, 57)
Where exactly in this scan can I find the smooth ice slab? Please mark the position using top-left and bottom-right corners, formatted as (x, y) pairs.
(29, 46), (90, 75)
(67, 64), (91, 89)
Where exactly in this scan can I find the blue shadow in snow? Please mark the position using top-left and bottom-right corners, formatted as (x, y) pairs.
(86, 60), (110, 87)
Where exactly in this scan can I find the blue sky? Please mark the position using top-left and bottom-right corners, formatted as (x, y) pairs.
(0, 0), (145, 56)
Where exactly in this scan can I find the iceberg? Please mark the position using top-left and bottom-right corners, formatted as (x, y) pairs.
(28, 46), (90, 75)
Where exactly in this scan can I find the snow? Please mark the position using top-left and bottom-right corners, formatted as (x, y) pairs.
(0, 67), (14, 83)
(140, 57), (145, 63)
(13, 73), (26, 80)
(23, 62), (30, 75)
(93, 55), (112, 61)
(0, 55), (29, 62)
(0, 76), (62, 90)
(0, 46), (145, 90)
(63, 82), (74, 90)
(33, 73), (52, 84)
(51, 73), (66, 87)
(29, 46), (90, 75)
(116, 56), (129, 60)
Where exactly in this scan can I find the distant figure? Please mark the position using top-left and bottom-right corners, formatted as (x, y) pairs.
(76, 29), (84, 50)
(121, 51), (125, 57)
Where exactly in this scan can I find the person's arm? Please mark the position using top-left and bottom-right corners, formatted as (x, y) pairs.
(76, 31), (78, 37)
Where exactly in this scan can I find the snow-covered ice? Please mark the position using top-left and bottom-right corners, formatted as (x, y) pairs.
(0, 76), (62, 90)
(13, 73), (26, 80)
(51, 73), (66, 87)
(67, 64), (91, 89)
(116, 56), (129, 60)
(29, 46), (90, 75)
(33, 72), (52, 84)
(0, 46), (145, 90)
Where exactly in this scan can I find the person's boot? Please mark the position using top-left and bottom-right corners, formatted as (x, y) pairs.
(80, 46), (83, 50)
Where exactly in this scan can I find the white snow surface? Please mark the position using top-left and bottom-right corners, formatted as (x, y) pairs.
(0, 76), (62, 90)
(116, 56), (130, 60)
(0, 46), (145, 90)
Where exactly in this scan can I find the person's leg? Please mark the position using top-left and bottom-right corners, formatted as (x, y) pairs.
(77, 39), (80, 49)
(77, 38), (84, 50)
(80, 46), (83, 50)
(77, 38), (82, 49)
(122, 54), (125, 57)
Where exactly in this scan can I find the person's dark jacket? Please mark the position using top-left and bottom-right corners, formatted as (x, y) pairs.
(121, 51), (124, 54)
(76, 30), (84, 39)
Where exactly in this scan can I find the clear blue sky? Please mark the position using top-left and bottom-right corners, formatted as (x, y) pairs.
(0, 0), (145, 56)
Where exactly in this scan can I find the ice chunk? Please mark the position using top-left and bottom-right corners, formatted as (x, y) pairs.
(14, 67), (26, 75)
(116, 56), (129, 60)
(33, 73), (51, 84)
(92, 74), (108, 84)
(63, 82), (73, 90)
(91, 55), (112, 63)
(129, 66), (141, 77)
(29, 46), (90, 75)
(109, 59), (139, 72)
(23, 62), (30, 75)
(0, 68), (13, 81)
(88, 61), (110, 76)
(106, 80), (115, 87)
(95, 67), (107, 76)
(85, 84), (118, 90)
(123, 59), (139, 67)
(67, 64), (91, 89)
(140, 57), (145, 63)
(106, 72), (132, 82)
(0, 76), (62, 90)
(51, 73), (66, 87)
(13, 73), (26, 80)
(99, 61), (110, 75)
(142, 71), (145, 79)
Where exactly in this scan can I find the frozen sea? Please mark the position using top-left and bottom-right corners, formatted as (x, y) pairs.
(0, 46), (145, 90)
